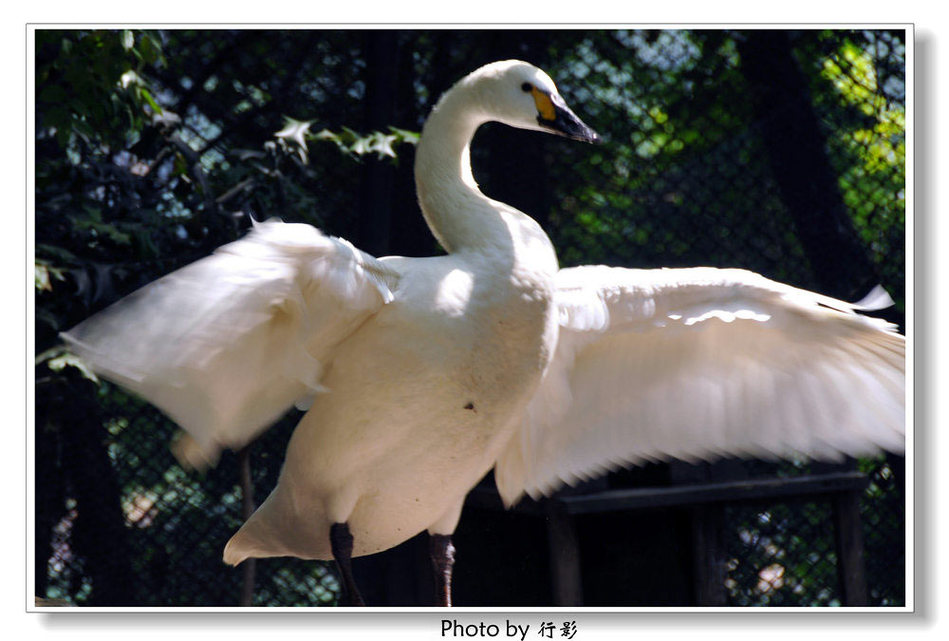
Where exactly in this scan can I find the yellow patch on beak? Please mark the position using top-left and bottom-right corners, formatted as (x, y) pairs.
(531, 87), (557, 121)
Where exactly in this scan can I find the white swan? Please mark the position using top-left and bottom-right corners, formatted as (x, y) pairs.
(61, 60), (905, 606)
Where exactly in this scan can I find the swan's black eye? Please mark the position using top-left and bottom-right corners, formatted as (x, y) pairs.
(521, 82), (532, 92)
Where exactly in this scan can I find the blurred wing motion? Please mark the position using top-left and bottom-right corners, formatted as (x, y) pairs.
(496, 266), (905, 505)
(62, 220), (400, 467)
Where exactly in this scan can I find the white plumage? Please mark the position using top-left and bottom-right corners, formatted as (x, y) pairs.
(62, 61), (904, 574)
(63, 220), (399, 469)
(495, 266), (904, 504)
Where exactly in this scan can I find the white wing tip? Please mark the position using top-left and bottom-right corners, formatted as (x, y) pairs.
(853, 284), (896, 311)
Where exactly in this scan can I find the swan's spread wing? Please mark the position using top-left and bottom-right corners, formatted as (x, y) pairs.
(495, 266), (905, 505)
(62, 220), (400, 466)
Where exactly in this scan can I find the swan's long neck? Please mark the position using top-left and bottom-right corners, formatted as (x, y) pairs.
(414, 86), (511, 254)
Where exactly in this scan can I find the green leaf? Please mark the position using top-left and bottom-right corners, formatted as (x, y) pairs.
(54, 353), (100, 383)
(139, 88), (162, 114)
(387, 126), (420, 145)
(275, 117), (313, 149)
(35, 263), (52, 291)
(350, 136), (369, 155)
(35, 244), (77, 262)
(367, 132), (397, 158)
(312, 129), (341, 145)
(275, 117), (312, 163)
(37, 347), (100, 383)
(139, 33), (163, 65)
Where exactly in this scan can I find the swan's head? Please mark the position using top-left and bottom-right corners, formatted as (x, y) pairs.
(462, 60), (600, 143)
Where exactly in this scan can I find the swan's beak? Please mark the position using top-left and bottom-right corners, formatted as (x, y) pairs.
(534, 89), (601, 144)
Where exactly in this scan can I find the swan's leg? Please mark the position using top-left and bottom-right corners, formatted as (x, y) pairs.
(429, 533), (456, 607)
(427, 499), (464, 607)
(330, 522), (365, 606)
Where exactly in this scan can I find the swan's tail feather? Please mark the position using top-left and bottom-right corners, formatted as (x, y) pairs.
(223, 491), (333, 565)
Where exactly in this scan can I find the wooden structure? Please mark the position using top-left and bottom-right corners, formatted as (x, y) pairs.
(449, 465), (872, 607)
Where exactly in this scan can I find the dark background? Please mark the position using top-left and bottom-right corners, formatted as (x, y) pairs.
(34, 28), (905, 607)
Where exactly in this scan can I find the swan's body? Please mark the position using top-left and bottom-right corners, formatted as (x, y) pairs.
(233, 240), (559, 560)
(62, 60), (904, 601)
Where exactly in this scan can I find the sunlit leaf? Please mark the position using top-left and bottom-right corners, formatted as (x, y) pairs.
(139, 88), (162, 114)
(387, 126), (420, 145)
(274, 117), (312, 149)
(275, 117), (312, 163)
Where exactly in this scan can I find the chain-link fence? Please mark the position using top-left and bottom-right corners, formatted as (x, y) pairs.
(721, 456), (904, 606)
(34, 28), (906, 607)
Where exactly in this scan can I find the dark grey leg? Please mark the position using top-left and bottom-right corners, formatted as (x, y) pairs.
(429, 533), (456, 607)
(330, 522), (365, 606)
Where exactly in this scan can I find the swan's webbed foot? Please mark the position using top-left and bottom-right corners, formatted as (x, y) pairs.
(330, 522), (365, 606)
(429, 533), (456, 607)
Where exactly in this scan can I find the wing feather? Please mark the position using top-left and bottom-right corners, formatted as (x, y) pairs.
(495, 266), (905, 505)
(61, 219), (400, 466)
